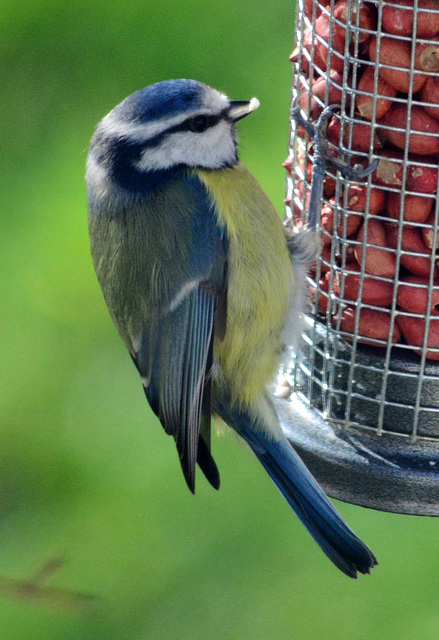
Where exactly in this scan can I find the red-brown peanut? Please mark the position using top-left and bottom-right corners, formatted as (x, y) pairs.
(346, 184), (386, 215)
(397, 275), (439, 315)
(386, 193), (433, 223)
(373, 154), (405, 188)
(291, 27), (327, 75)
(297, 71), (343, 122)
(397, 315), (439, 360)
(356, 66), (397, 120)
(386, 223), (436, 277)
(382, 0), (439, 39)
(321, 203), (335, 245)
(338, 210), (364, 237)
(303, 0), (322, 21)
(407, 158), (439, 193)
(415, 43), (439, 72)
(355, 219), (397, 278)
(333, 0), (376, 44)
(320, 201), (363, 244)
(422, 211), (439, 250)
(310, 272), (331, 314)
(334, 306), (401, 345)
(421, 76), (439, 120)
(323, 172), (336, 198)
(369, 36), (426, 93)
(335, 265), (394, 306)
(327, 115), (382, 152)
(320, 244), (333, 274)
(315, 12), (346, 73)
(373, 151), (439, 193)
(379, 105), (439, 156)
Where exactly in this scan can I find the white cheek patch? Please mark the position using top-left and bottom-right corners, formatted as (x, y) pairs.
(135, 120), (237, 171)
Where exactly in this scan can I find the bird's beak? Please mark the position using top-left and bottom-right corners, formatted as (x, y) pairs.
(228, 97), (260, 122)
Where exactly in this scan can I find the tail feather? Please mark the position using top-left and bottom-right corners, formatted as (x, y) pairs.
(251, 433), (377, 578)
(216, 399), (377, 578)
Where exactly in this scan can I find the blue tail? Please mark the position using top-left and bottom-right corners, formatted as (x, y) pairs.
(216, 399), (377, 578)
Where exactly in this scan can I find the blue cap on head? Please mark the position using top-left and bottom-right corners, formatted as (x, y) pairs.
(113, 79), (206, 124)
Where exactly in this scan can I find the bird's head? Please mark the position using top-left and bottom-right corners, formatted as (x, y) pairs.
(86, 79), (259, 202)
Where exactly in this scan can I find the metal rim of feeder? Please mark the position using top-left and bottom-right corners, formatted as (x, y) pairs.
(279, 0), (439, 516)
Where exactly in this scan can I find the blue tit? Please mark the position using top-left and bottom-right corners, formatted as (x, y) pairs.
(86, 79), (376, 578)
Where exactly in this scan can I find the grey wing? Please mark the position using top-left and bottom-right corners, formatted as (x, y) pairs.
(132, 175), (228, 492)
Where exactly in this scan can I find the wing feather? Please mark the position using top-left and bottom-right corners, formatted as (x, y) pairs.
(130, 172), (226, 491)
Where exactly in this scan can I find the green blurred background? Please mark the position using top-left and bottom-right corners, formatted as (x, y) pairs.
(2, 0), (439, 638)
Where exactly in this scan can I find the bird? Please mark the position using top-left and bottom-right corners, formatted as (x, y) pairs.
(86, 79), (377, 578)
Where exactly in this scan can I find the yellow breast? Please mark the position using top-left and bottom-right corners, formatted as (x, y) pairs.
(196, 164), (294, 406)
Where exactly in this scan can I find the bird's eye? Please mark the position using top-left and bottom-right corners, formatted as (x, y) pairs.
(188, 115), (210, 133)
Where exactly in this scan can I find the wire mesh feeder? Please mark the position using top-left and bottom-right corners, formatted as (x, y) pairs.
(276, 0), (439, 515)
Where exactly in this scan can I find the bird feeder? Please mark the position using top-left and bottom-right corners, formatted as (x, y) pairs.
(278, 0), (439, 515)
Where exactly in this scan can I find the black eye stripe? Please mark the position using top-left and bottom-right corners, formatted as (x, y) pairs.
(94, 108), (230, 164)
(171, 112), (224, 134)
(127, 110), (228, 151)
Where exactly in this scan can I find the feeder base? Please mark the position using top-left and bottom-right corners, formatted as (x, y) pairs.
(275, 392), (439, 516)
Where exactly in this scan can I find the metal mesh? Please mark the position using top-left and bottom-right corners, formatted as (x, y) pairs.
(287, 0), (439, 442)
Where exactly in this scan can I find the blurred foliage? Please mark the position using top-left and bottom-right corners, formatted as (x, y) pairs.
(2, 1), (439, 638)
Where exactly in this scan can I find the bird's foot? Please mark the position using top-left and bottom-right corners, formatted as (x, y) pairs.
(291, 104), (378, 230)
(291, 104), (378, 182)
